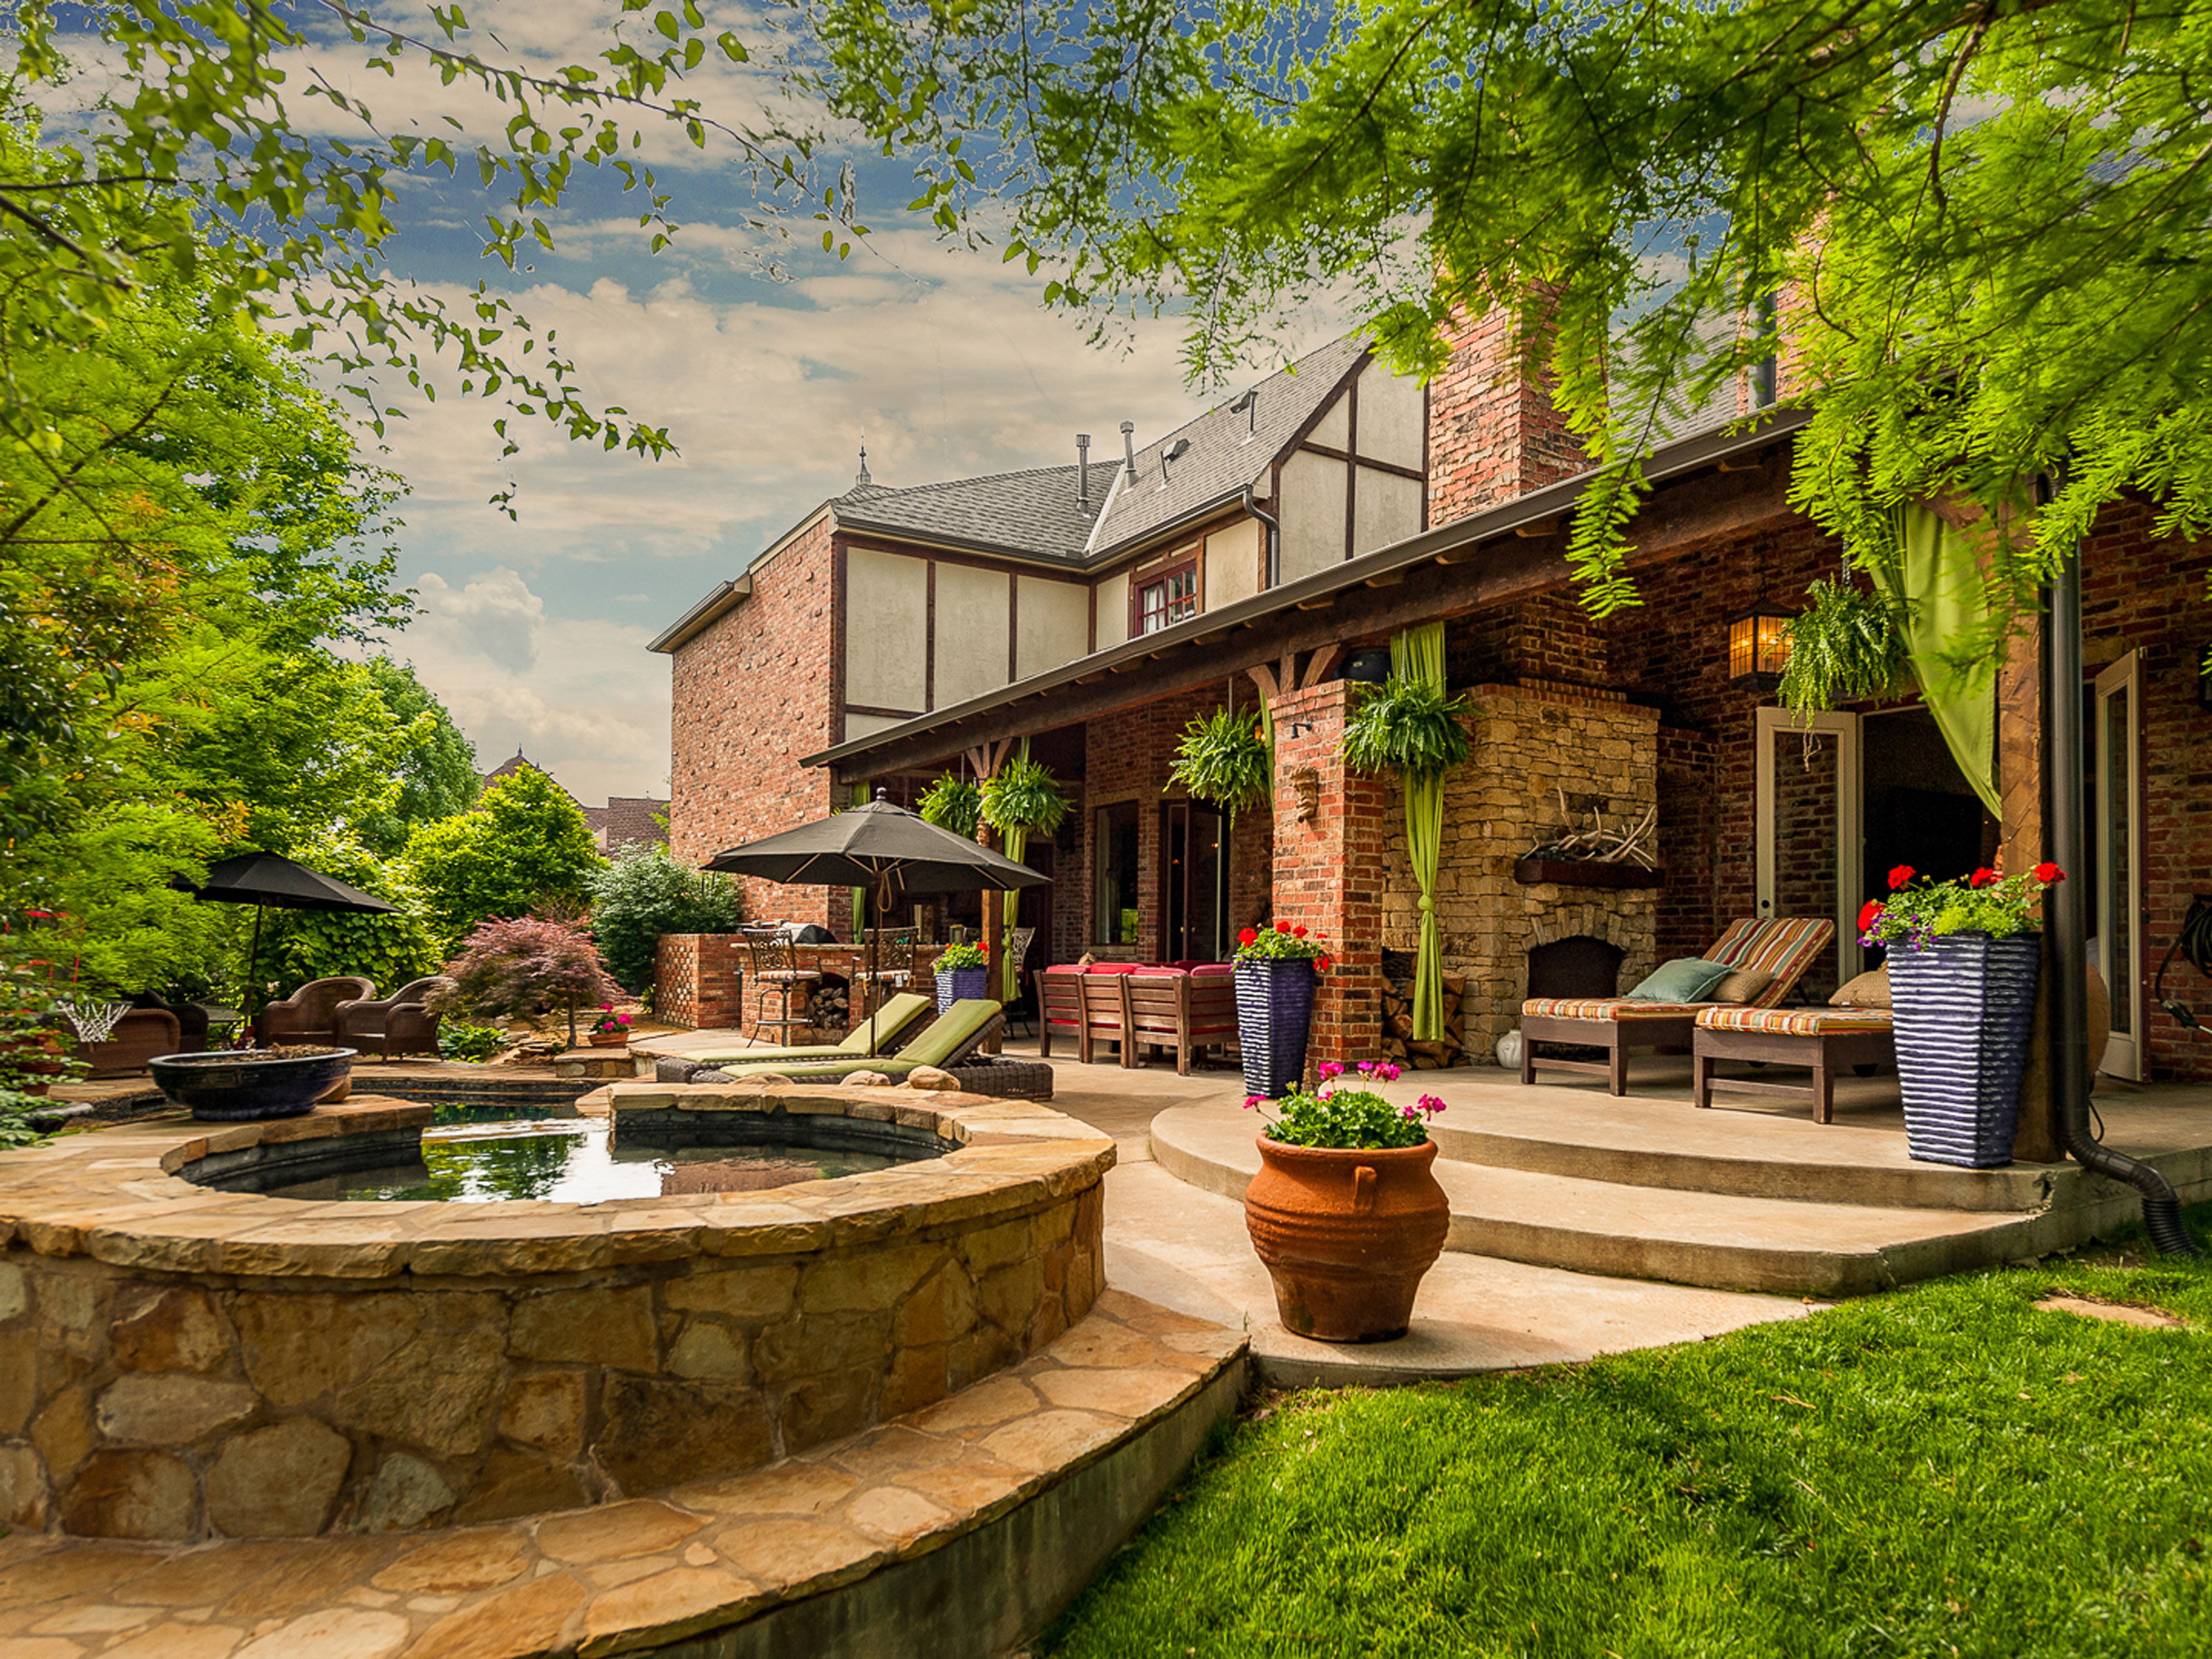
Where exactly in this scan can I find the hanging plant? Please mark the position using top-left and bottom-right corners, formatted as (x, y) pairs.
(1340, 675), (1472, 781)
(1167, 705), (1272, 818)
(917, 774), (982, 840)
(1778, 577), (1909, 715)
(980, 755), (1070, 836)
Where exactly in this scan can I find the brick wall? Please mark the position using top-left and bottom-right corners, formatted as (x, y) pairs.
(1378, 684), (1660, 1060)
(2079, 496), (2212, 1080)
(1267, 681), (1387, 1068)
(666, 518), (843, 930)
(1427, 299), (1587, 527)
(1445, 588), (1608, 693)
(653, 932), (748, 1031)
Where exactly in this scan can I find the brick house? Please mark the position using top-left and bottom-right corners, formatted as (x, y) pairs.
(655, 317), (2212, 1089)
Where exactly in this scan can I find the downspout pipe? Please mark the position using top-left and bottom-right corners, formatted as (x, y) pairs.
(1242, 482), (1282, 590)
(2049, 527), (2202, 1256)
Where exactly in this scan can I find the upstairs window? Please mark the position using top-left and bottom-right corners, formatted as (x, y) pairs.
(1135, 564), (1197, 635)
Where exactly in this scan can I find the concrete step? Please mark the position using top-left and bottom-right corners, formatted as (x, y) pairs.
(1152, 1106), (2058, 1297)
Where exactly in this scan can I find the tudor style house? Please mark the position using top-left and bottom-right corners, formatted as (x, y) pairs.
(655, 305), (2212, 1108)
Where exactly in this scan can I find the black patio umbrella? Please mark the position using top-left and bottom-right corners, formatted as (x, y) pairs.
(702, 792), (1049, 1055)
(184, 852), (397, 1039)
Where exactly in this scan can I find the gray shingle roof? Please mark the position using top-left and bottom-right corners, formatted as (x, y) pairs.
(832, 465), (1103, 562)
(830, 335), (1372, 568)
(1087, 335), (1369, 559)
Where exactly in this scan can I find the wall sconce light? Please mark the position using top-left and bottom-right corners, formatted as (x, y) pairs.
(1282, 720), (1315, 738)
(1727, 603), (1794, 692)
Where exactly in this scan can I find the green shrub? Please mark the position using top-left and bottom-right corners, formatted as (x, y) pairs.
(436, 1022), (503, 1063)
(404, 767), (605, 946)
(587, 844), (744, 993)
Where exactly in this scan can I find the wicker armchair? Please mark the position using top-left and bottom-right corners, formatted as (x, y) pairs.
(75, 1009), (182, 1078)
(335, 977), (453, 1058)
(254, 976), (375, 1047)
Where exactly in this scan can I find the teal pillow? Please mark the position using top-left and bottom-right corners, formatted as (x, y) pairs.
(1626, 957), (1733, 1002)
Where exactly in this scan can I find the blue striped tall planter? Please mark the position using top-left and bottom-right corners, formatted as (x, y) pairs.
(1888, 933), (2043, 1169)
(935, 966), (988, 1013)
(1237, 958), (1317, 1099)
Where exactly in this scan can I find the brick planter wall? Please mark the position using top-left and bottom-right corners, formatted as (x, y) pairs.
(654, 934), (748, 1031)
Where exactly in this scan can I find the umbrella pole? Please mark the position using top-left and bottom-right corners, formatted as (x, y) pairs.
(244, 904), (266, 1049)
(867, 879), (881, 1060)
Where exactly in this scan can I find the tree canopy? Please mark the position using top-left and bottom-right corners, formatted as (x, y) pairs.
(813, 0), (2212, 676)
(404, 766), (606, 946)
(2, 3), (854, 485)
(356, 657), (483, 857)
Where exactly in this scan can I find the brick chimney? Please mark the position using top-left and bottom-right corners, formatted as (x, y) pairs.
(1426, 297), (1587, 528)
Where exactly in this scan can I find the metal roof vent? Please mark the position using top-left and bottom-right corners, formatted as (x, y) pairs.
(1228, 388), (1259, 441)
(1158, 437), (1190, 489)
(1120, 420), (1138, 482)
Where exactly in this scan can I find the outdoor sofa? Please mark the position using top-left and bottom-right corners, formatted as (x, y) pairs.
(1519, 917), (1835, 1096)
(74, 1008), (188, 1078)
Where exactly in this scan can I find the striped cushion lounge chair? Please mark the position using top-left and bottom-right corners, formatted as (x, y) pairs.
(1692, 1005), (1895, 1124)
(1519, 917), (1836, 1097)
(671, 992), (935, 1067)
(709, 999), (1004, 1083)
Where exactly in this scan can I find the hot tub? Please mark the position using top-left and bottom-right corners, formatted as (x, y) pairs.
(0, 1084), (1112, 1541)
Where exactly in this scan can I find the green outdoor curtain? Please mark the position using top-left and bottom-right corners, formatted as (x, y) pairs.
(997, 737), (1030, 1001)
(1886, 503), (2002, 818)
(1391, 621), (1450, 1040)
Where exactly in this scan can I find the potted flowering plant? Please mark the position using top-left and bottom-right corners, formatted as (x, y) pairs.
(588, 1005), (632, 1048)
(931, 941), (991, 1012)
(1233, 921), (1333, 1098)
(1861, 861), (2063, 1168)
(1241, 1060), (1450, 1342)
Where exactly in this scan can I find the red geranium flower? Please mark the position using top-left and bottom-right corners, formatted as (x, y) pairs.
(2034, 861), (2065, 884)
(1968, 867), (1997, 888)
(1857, 899), (1884, 932)
(1887, 865), (1915, 891)
(1315, 955), (1333, 972)
(1291, 924), (1307, 938)
(1237, 926), (1258, 946)
(1271, 919), (1285, 932)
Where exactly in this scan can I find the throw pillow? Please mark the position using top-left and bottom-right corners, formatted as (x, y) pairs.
(1829, 966), (1892, 1007)
(1624, 957), (1734, 1002)
(1706, 966), (1774, 1005)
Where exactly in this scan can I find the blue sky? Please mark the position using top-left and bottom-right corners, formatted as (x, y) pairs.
(256, 1), (1342, 805)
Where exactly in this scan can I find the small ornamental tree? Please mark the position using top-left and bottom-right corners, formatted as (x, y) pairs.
(404, 767), (606, 946)
(431, 915), (621, 1051)
(588, 845), (745, 993)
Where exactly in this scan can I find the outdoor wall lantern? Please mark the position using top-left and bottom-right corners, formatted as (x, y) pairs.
(1727, 603), (1794, 692)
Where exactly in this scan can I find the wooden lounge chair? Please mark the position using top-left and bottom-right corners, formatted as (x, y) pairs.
(1692, 1005), (1895, 1123)
(709, 998), (1005, 1082)
(677, 993), (935, 1067)
(1519, 917), (1835, 1096)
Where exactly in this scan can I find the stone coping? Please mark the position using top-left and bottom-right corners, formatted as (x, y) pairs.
(0, 1291), (1242, 1659)
(0, 1091), (1114, 1282)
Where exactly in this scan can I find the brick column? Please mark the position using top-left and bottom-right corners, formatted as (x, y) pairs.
(1267, 681), (1389, 1071)
(653, 933), (748, 1031)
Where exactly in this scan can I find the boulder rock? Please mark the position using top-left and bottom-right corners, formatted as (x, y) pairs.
(901, 1067), (960, 1092)
(843, 1071), (891, 1088)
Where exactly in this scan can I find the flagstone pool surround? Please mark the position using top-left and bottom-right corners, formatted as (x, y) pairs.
(0, 1089), (1112, 1544)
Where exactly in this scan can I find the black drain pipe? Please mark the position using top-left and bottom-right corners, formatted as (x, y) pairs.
(2049, 539), (2202, 1256)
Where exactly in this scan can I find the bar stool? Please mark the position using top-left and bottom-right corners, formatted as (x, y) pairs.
(742, 928), (819, 1041)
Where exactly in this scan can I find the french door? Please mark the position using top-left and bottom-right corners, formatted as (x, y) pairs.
(1162, 801), (1229, 962)
(1754, 706), (1862, 1000)
(2094, 651), (2144, 1079)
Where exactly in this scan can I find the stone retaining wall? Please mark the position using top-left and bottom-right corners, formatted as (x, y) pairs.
(0, 1093), (1111, 1543)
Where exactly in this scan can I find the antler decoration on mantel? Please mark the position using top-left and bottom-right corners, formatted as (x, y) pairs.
(1524, 788), (1658, 869)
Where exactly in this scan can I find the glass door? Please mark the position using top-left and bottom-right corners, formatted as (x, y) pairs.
(2094, 651), (2144, 1079)
(1754, 706), (1862, 1000)
(1162, 801), (1229, 962)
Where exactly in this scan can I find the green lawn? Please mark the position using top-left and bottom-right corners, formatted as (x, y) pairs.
(1045, 1230), (2212, 1658)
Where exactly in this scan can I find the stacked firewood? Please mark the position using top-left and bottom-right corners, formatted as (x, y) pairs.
(1380, 973), (1468, 1069)
(800, 979), (851, 1031)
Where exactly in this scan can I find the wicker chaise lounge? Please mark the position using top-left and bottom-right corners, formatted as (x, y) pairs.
(1519, 917), (1835, 1096)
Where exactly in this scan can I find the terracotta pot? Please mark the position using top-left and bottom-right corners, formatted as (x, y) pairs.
(588, 1031), (629, 1048)
(1244, 1136), (1450, 1342)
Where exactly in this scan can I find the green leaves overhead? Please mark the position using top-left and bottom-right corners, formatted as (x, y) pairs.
(1340, 677), (1472, 785)
(4, 0), (847, 496)
(812, 0), (2212, 675)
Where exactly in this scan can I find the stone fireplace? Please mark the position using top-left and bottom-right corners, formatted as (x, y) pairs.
(1382, 681), (1660, 1062)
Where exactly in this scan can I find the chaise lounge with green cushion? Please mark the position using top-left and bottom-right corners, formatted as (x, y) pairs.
(707, 998), (1004, 1082)
(674, 992), (935, 1067)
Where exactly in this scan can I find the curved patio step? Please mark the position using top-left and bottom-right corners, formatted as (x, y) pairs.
(1151, 1106), (2048, 1298)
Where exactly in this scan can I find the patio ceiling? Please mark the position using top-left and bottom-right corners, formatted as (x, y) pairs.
(805, 407), (1814, 784)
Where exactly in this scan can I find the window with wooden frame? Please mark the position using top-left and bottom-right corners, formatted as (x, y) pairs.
(1132, 559), (1203, 637)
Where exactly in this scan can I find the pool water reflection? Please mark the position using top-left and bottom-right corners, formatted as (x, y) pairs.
(266, 1118), (912, 1203)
